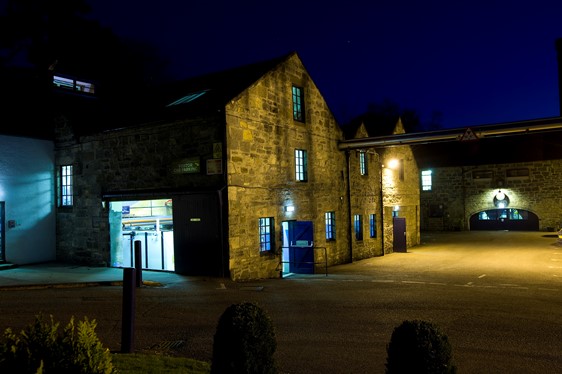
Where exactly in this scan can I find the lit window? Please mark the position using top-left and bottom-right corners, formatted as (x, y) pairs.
(359, 151), (368, 176)
(53, 76), (74, 90)
(75, 80), (95, 93)
(259, 217), (275, 252)
(59, 165), (73, 207)
(354, 214), (363, 241)
(421, 170), (432, 191)
(292, 85), (305, 122)
(295, 149), (308, 182)
(369, 214), (377, 238)
(53, 75), (95, 94)
(398, 159), (404, 181)
(325, 211), (336, 240)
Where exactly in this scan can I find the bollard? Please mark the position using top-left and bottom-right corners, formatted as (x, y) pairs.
(134, 240), (142, 287)
(121, 267), (136, 353)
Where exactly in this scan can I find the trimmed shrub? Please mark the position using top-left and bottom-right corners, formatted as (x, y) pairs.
(386, 319), (457, 374)
(211, 301), (277, 374)
(0, 313), (115, 374)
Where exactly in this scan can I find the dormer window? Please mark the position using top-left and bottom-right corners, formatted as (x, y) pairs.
(53, 75), (95, 94)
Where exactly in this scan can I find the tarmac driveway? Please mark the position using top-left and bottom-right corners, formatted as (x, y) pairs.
(1, 230), (562, 373)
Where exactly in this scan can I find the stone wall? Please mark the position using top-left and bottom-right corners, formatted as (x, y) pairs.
(380, 144), (421, 252)
(225, 54), (352, 280)
(55, 115), (226, 266)
(421, 160), (562, 231)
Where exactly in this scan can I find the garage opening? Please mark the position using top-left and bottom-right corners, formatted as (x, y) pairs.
(109, 199), (174, 271)
(469, 208), (539, 231)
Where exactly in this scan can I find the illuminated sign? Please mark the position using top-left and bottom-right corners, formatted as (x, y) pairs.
(172, 157), (200, 174)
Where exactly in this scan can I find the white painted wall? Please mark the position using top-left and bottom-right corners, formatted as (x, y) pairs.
(0, 135), (55, 264)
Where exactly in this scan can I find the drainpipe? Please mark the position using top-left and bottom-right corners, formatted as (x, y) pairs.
(379, 155), (385, 256)
(345, 150), (353, 263)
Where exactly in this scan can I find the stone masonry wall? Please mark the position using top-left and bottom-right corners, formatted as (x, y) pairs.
(225, 54), (352, 280)
(421, 160), (562, 231)
(55, 115), (225, 266)
(380, 144), (421, 252)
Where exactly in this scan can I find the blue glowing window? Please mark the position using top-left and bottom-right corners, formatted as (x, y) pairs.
(295, 149), (308, 182)
(359, 151), (368, 175)
(292, 85), (305, 122)
(354, 214), (363, 241)
(370, 214), (377, 238)
(325, 211), (336, 240)
(59, 165), (73, 207)
(259, 217), (275, 252)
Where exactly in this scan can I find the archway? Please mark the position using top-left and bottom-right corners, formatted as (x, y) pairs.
(469, 208), (539, 231)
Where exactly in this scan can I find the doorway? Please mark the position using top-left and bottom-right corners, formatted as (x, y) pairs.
(470, 208), (539, 231)
(109, 199), (174, 271)
(393, 217), (407, 252)
(281, 221), (314, 275)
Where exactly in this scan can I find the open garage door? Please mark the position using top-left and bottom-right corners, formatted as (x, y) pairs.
(470, 208), (539, 231)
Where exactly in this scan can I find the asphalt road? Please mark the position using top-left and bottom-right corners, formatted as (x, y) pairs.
(1, 230), (561, 373)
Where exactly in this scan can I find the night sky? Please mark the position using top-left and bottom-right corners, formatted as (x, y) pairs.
(88, 1), (562, 129)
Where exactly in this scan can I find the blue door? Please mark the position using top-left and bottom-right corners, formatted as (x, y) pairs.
(288, 221), (314, 274)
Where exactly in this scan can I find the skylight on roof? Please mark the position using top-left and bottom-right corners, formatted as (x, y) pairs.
(166, 90), (208, 107)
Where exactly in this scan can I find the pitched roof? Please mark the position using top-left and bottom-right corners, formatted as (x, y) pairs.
(153, 52), (295, 116)
(341, 113), (417, 139)
(61, 51), (297, 136)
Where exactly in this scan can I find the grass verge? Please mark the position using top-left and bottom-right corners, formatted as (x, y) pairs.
(112, 353), (210, 373)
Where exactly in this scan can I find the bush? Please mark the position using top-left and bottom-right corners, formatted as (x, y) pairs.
(211, 301), (277, 374)
(0, 313), (115, 374)
(385, 319), (457, 374)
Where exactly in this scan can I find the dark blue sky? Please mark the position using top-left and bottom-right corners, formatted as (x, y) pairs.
(89, 1), (562, 129)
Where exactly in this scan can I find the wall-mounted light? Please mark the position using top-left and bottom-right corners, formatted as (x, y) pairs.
(495, 190), (505, 201)
(493, 190), (509, 208)
(385, 159), (400, 169)
(284, 205), (295, 212)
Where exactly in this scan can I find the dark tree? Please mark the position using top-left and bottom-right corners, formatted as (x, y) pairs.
(343, 98), (444, 138)
(0, 0), (170, 137)
(0, 0), (169, 85)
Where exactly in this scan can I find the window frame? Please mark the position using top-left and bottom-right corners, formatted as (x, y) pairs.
(59, 165), (74, 207)
(325, 211), (336, 240)
(259, 217), (275, 252)
(369, 213), (377, 238)
(359, 151), (368, 176)
(53, 75), (95, 94)
(354, 214), (363, 241)
(421, 169), (432, 191)
(292, 85), (305, 122)
(295, 149), (308, 182)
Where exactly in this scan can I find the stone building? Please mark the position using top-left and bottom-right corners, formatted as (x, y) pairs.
(53, 52), (421, 281)
(341, 117), (421, 254)
(412, 119), (562, 232)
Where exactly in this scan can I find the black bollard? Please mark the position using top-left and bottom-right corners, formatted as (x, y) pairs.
(121, 267), (136, 353)
(134, 240), (142, 287)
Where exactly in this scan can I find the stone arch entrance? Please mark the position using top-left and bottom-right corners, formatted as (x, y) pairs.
(469, 208), (539, 231)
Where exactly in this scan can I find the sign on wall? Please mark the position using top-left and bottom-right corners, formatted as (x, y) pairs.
(206, 159), (222, 175)
(172, 157), (200, 174)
